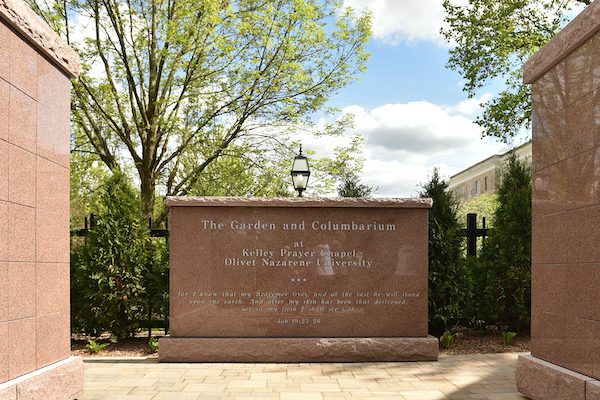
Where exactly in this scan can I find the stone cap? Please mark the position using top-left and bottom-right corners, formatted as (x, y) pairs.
(0, 0), (80, 78)
(524, 0), (600, 84)
(166, 196), (433, 209)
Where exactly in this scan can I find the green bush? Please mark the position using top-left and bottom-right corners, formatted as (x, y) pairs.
(420, 168), (471, 335)
(71, 171), (168, 338)
(478, 153), (531, 330)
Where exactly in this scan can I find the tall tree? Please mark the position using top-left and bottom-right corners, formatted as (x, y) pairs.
(29, 0), (371, 221)
(441, 0), (590, 141)
(479, 153), (532, 329)
(420, 168), (469, 335)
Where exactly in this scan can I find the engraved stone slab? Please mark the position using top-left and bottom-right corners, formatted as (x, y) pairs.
(167, 197), (431, 339)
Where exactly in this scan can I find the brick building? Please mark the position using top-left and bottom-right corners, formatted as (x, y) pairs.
(448, 141), (531, 202)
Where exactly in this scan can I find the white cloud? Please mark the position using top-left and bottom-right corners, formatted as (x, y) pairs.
(362, 158), (431, 196)
(293, 95), (511, 197)
(343, 0), (446, 43)
(444, 93), (493, 116)
(346, 102), (484, 155)
(334, 96), (508, 197)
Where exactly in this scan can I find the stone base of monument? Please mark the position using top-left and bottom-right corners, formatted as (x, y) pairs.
(0, 357), (84, 400)
(159, 336), (439, 362)
(516, 355), (600, 400)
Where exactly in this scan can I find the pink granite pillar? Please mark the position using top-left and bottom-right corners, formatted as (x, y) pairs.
(517, 2), (600, 400)
(0, 0), (83, 398)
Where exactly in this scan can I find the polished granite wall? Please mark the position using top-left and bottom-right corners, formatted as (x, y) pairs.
(530, 28), (600, 380)
(0, 16), (73, 384)
(0, 0), (89, 392)
(0, 1), (82, 396)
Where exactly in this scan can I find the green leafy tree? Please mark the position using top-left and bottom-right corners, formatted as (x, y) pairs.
(28, 0), (371, 221)
(441, 0), (590, 141)
(307, 134), (366, 195)
(458, 194), (499, 229)
(70, 130), (110, 227)
(182, 143), (290, 197)
(71, 172), (154, 338)
(420, 168), (470, 335)
(335, 143), (375, 198)
(478, 153), (532, 329)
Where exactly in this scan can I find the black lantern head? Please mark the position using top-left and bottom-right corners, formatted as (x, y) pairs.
(290, 145), (310, 197)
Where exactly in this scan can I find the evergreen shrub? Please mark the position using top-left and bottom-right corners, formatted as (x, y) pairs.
(477, 153), (532, 330)
(71, 172), (168, 338)
(420, 169), (471, 336)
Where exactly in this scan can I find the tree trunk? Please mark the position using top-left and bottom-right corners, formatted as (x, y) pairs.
(140, 173), (156, 226)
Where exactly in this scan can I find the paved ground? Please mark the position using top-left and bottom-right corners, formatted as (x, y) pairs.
(79, 353), (529, 400)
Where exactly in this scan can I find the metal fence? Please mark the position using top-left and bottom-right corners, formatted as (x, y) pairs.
(72, 215), (169, 238)
(463, 213), (489, 257)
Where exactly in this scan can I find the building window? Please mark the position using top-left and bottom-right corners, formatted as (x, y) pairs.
(475, 180), (481, 194)
(484, 176), (488, 191)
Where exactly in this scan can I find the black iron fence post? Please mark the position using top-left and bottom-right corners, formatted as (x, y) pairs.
(463, 213), (489, 257)
(466, 213), (477, 257)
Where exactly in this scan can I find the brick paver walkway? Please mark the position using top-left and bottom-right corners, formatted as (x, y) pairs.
(80, 353), (528, 400)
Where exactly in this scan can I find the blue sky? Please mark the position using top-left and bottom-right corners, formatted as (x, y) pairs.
(333, 41), (469, 108)
(299, 0), (531, 197)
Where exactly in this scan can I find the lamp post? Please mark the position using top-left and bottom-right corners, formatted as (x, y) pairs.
(290, 145), (310, 197)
